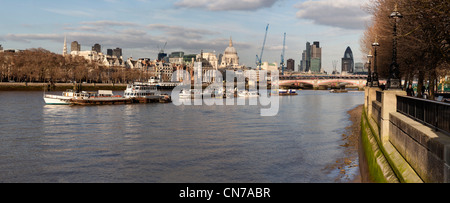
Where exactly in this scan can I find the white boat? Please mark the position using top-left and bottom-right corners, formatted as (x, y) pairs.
(203, 87), (224, 98)
(214, 87), (224, 98)
(179, 89), (191, 99)
(44, 89), (130, 105)
(124, 82), (162, 99)
(43, 90), (75, 105)
(238, 90), (259, 97)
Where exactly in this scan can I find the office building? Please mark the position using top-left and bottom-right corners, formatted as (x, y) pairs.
(287, 59), (295, 72)
(112, 48), (122, 58)
(71, 41), (81, 52)
(92, 44), (101, 53)
(300, 41), (321, 73)
(341, 46), (354, 74)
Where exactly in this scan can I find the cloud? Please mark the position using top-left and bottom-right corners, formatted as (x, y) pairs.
(295, 0), (371, 30)
(43, 8), (94, 17)
(147, 24), (219, 39)
(2, 25), (252, 57)
(174, 0), (279, 11)
(4, 33), (61, 43)
(80, 21), (140, 27)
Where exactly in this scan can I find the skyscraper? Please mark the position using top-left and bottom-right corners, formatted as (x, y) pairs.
(305, 42), (311, 72)
(287, 59), (295, 72)
(310, 41), (322, 73)
(113, 47), (122, 58)
(92, 43), (101, 53)
(300, 41), (321, 73)
(341, 46), (354, 74)
(107, 49), (113, 57)
(71, 41), (80, 52)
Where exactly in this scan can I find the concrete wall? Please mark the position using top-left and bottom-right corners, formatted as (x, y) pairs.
(372, 100), (381, 126)
(363, 86), (450, 182)
(389, 112), (450, 182)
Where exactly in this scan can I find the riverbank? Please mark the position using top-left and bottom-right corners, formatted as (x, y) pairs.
(328, 104), (371, 183)
(0, 82), (127, 91)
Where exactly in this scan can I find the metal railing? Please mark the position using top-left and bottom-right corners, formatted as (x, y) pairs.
(397, 95), (450, 135)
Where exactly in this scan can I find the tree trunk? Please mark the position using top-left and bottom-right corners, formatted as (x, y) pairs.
(417, 70), (424, 98)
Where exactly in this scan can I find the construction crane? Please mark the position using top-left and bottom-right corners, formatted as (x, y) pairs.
(157, 42), (167, 62)
(256, 24), (269, 70)
(157, 42), (167, 54)
(280, 32), (286, 75)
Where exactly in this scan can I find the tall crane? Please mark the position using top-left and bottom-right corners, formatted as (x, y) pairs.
(157, 42), (167, 62)
(158, 42), (167, 54)
(280, 32), (286, 75)
(256, 24), (269, 70)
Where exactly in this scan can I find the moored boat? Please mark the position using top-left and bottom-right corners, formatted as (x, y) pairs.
(330, 89), (348, 93)
(43, 91), (73, 105)
(44, 89), (133, 105)
(238, 90), (259, 97)
(124, 82), (172, 103)
(271, 89), (298, 96)
(279, 89), (298, 96)
(68, 90), (133, 105)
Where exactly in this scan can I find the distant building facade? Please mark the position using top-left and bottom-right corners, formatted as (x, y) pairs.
(71, 41), (81, 52)
(92, 44), (101, 53)
(169, 51), (185, 65)
(112, 48), (122, 59)
(65, 39), (125, 67)
(286, 59), (295, 72)
(197, 51), (219, 70)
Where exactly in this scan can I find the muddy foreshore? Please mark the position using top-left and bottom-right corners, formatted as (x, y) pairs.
(328, 104), (371, 183)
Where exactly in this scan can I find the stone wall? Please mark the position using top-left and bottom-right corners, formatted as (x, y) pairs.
(363, 86), (450, 182)
(389, 112), (450, 182)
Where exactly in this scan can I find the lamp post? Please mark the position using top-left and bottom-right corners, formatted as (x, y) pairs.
(366, 51), (373, 86)
(372, 39), (380, 87)
(387, 3), (403, 89)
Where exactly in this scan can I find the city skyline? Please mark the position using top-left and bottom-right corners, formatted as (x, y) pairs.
(0, 0), (372, 73)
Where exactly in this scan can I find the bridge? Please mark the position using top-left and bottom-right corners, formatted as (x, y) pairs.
(277, 74), (369, 89)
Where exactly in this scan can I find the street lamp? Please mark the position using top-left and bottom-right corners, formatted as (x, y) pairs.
(372, 38), (380, 87)
(366, 51), (373, 86)
(387, 3), (403, 89)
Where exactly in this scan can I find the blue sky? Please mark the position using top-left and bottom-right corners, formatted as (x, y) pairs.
(0, 0), (372, 73)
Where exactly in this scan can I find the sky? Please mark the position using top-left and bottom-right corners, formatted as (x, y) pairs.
(0, 0), (373, 73)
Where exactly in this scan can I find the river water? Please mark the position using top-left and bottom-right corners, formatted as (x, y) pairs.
(0, 90), (363, 183)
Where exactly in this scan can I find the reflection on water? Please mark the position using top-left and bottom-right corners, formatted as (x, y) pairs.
(0, 91), (363, 182)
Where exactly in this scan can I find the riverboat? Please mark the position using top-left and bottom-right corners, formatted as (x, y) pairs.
(177, 89), (204, 99)
(330, 89), (348, 93)
(278, 89), (298, 96)
(124, 82), (171, 103)
(43, 91), (73, 105)
(44, 89), (133, 105)
(68, 90), (133, 105)
(238, 90), (259, 97)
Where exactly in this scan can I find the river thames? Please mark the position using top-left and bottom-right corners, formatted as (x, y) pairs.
(0, 90), (363, 182)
